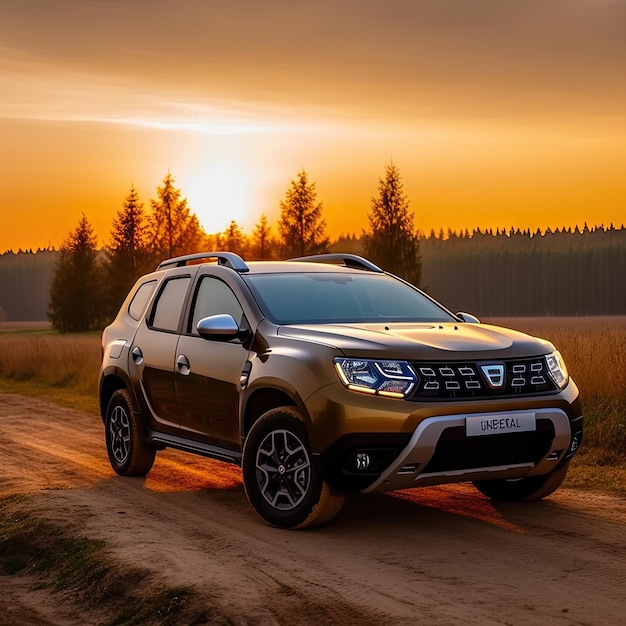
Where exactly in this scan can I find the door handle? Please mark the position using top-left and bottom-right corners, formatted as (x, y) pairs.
(176, 354), (191, 376)
(131, 346), (143, 365)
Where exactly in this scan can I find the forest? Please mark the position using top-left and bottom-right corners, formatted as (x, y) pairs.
(421, 225), (626, 316)
(0, 249), (56, 322)
(1, 224), (624, 323)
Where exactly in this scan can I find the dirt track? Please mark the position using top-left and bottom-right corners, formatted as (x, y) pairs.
(1, 392), (625, 626)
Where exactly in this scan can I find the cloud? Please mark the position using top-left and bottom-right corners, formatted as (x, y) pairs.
(1, 0), (623, 126)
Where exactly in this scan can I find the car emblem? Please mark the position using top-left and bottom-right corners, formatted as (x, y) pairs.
(481, 364), (505, 389)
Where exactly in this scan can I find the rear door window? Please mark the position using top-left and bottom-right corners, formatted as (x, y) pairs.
(149, 276), (191, 332)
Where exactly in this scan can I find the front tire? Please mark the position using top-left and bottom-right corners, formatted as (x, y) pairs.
(472, 460), (571, 501)
(242, 407), (344, 529)
(105, 389), (156, 476)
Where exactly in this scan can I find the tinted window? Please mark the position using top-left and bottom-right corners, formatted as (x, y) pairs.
(245, 272), (454, 324)
(150, 277), (191, 332)
(128, 280), (157, 321)
(189, 276), (244, 333)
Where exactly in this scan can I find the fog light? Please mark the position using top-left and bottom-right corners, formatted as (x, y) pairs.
(355, 453), (371, 470)
(570, 433), (582, 453)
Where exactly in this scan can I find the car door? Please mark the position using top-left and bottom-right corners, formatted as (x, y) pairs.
(175, 273), (251, 450)
(129, 270), (194, 434)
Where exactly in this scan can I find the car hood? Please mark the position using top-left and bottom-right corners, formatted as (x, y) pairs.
(276, 322), (554, 360)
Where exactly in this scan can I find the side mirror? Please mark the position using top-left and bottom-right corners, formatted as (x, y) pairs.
(197, 314), (241, 340)
(456, 312), (481, 324)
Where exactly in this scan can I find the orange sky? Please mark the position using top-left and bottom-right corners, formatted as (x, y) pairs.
(1, 0), (624, 252)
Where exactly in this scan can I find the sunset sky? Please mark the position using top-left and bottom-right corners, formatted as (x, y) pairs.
(1, 0), (624, 252)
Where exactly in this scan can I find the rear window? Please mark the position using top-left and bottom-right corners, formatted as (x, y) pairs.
(244, 272), (454, 324)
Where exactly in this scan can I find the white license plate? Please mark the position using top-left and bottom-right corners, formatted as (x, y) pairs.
(466, 412), (536, 437)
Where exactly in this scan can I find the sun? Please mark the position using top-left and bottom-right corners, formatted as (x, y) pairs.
(182, 161), (258, 235)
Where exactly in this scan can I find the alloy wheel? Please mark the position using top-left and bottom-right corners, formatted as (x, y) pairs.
(109, 405), (131, 464)
(255, 429), (311, 510)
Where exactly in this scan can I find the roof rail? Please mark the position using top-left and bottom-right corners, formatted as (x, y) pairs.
(289, 253), (383, 273)
(157, 252), (249, 272)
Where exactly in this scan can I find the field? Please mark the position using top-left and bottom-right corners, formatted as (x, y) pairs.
(0, 330), (101, 413)
(0, 317), (624, 492)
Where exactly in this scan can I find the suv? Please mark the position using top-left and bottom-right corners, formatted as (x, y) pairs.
(99, 252), (582, 528)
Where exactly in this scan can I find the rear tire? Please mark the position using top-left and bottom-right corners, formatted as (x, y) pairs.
(105, 389), (156, 476)
(472, 460), (571, 501)
(242, 407), (344, 529)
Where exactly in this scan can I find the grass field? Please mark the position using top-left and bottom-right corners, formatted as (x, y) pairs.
(0, 317), (624, 494)
(485, 317), (626, 493)
(0, 330), (101, 413)
(488, 317), (626, 451)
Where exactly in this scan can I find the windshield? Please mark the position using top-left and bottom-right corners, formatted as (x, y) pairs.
(244, 272), (455, 324)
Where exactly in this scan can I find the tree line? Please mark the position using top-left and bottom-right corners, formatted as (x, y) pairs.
(0, 250), (56, 322)
(1, 164), (623, 329)
(45, 164), (420, 331)
(419, 225), (626, 316)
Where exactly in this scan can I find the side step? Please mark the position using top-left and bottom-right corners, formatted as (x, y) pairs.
(149, 432), (242, 466)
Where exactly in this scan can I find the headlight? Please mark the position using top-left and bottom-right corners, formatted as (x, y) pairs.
(545, 350), (569, 389)
(334, 358), (418, 398)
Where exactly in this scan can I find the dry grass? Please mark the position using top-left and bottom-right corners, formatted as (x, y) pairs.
(0, 331), (101, 413)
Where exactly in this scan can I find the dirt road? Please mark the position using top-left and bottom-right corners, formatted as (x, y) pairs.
(1, 392), (625, 626)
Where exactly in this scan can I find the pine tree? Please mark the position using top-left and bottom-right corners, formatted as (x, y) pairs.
(205, 232), (222, 251)
(277, 170), (329, 258)
(222, 220), (249, 257)
(48, 214), (103, 332)
(250, 213), (275, 260)
(361, 163), (422, 286)
(104, 186), (152, 319)
(149, 172), (205, 259)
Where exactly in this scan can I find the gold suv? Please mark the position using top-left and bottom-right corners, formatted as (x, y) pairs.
(99, 253), (583, 528)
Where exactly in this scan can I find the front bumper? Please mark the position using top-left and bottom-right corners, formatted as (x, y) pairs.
(312, 381), (583, 493)
(363, 408), (581, 493)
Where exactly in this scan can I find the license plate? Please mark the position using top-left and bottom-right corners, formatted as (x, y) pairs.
(466, 412), (536, 437)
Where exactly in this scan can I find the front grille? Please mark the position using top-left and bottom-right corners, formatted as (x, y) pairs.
(408, 357), (557, 400)
(422, 420), (555, 474)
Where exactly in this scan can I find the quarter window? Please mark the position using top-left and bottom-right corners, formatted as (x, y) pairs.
(128, 280), (157, 321)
